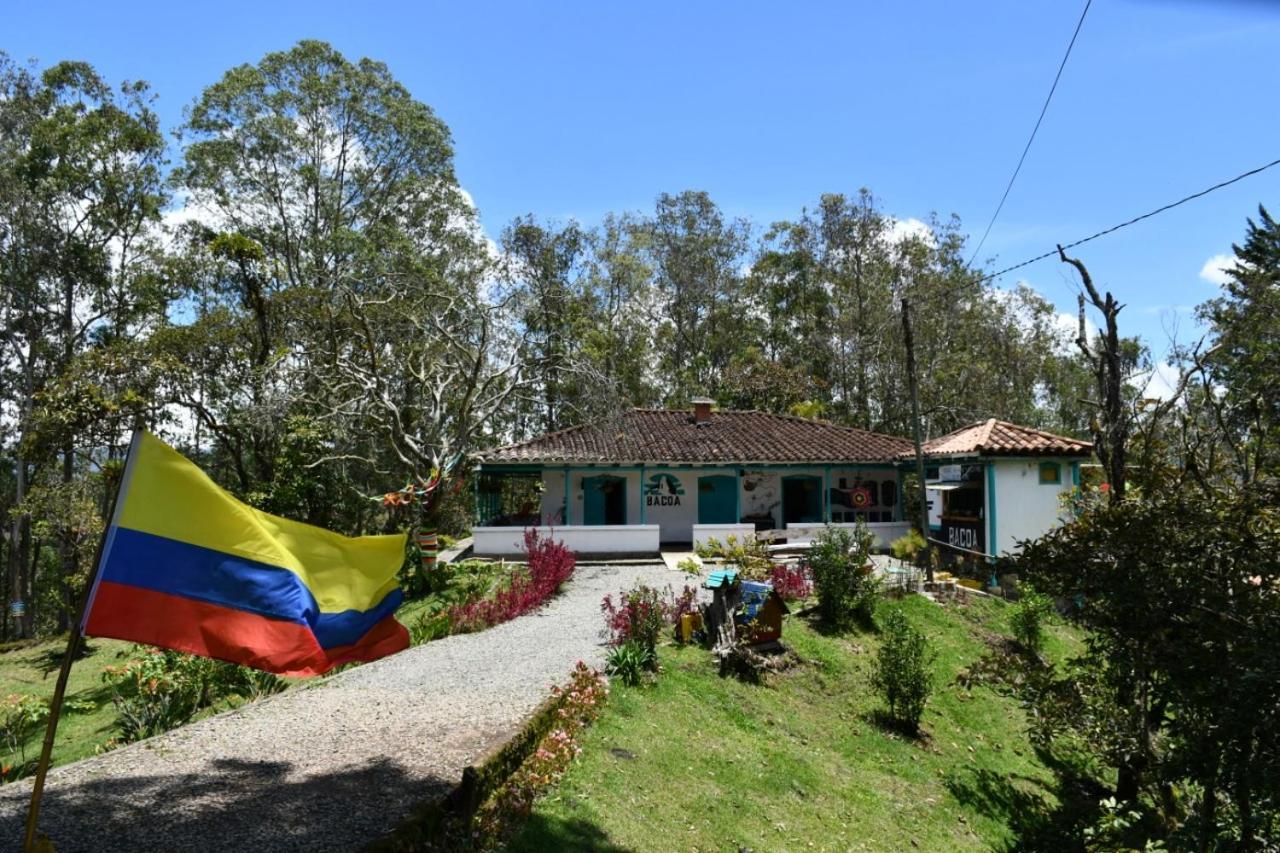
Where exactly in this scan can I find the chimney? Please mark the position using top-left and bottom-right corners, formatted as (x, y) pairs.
(691, 397), (715, 425)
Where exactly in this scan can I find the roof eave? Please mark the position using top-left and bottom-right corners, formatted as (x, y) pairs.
(480, 457), (911, 467)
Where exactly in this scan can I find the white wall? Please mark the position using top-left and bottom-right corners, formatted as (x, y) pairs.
(828, 468), (900, 523)
(784, 521), (911, 550)
(990, 458), (1075, 556)
(524, 464), (904, 544)
(693, 523), (755, 549)
(554, 469), (644, 526)
(643, 468), (700, 542)
(539, 468), (567, 525)
(473, 525), (660, 556)
(740, 469), (782, 528)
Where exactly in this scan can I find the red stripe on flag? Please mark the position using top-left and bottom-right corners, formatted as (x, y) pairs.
(84, 581), (409, 677)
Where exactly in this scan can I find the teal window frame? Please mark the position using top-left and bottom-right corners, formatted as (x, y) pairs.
(1038, 461), (1062, 485)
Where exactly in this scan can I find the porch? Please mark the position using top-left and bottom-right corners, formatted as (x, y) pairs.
(472, 463), (907, 557)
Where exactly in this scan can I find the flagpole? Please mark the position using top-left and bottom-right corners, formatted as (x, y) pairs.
(22, 429), (142, 853)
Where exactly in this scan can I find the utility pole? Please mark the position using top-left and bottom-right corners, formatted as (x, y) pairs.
(901, 298), (933, 583)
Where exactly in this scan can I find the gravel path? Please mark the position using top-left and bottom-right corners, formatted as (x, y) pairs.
(0, 563), (675, 853)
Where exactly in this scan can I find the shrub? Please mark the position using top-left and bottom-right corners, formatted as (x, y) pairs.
(871, 607), (935, 733)
(768, 562), (812, 601)
(676, 557), (702, 575)
(890, 528), (927, 563)
(605, 640), (653, 686)
(601, 582), (699, 660)
(600, 584), (668, 665)
(0, 693), (49, 779)
(448, 529), (576, 633)
(470, 662), (608, 846)
(102, 649), (285, 744)
(103, 650), (217, 743)
(229, 666), (287, 702)
(809, 523), (878, 629)
(694, 534), (772, 579)
(408, 610), (453, 645)
(1010, 589), (1054, 656)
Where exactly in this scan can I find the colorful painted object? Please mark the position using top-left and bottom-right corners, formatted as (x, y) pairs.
(735, 580), (790, 645)
(417, 529), (438, 571)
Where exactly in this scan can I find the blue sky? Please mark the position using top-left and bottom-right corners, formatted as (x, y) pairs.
(8, 0), (1280, 371)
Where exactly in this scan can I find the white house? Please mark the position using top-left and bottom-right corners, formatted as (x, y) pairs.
(472, 402), (1091, 561)
(920, 418), (1092, 560)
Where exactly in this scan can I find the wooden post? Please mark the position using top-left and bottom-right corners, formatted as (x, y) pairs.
(900, 298), (933, 583)
(23, 430), (140, 852)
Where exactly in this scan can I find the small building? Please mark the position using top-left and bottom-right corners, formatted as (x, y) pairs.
(472, 403), (1092, 560)
(917, 419), (1092, 561)
(473, 400), (913, 556)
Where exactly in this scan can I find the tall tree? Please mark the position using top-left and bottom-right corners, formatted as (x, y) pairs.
(1194, 205), (1280, 484)
(0, 54), (167, 634)
(172, 40), (504, 504)
(500, 215), (588, 434)
(817, 190), (895, 427)
(579, 212), (656, 410)
(645, 191), (750, 403)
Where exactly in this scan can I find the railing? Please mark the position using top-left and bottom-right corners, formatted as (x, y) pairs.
(783, 521), (912, 549)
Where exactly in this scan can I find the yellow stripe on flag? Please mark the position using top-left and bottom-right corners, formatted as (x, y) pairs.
(117, 433), (405, 614)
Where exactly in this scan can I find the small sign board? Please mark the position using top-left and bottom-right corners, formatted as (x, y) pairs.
(939, 464), (963, 482)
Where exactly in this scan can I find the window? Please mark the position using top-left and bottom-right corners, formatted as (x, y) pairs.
(1039, 462), (1062, 485)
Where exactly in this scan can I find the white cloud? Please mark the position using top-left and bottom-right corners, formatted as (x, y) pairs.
(1198, 253), (1235, 286)
(887, 217), (934, 247)
(1052, 309), (1097, 348)
(1138, 361), (1182, 401)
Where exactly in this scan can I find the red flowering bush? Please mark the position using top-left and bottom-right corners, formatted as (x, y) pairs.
(600, 584), (668, 650)
(448, 529), (576, 633)
(600, 583), (700, 684)
(769, 562), (813, 601)
(601, 583), (698, 645)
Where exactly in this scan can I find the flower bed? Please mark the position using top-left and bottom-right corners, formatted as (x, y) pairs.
(448, 530), (577, 633)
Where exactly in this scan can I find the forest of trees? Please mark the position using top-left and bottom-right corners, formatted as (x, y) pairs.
(0, 41), (1108, 640)
(0, 40), (1271, 642)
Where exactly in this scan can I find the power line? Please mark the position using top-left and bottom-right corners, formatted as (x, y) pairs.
(966, 0), (1093, 268)
(977, 154), (1280, 286)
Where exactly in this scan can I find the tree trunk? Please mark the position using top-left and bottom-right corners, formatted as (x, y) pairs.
(1059, 247), (1127, 501)
(9, 452), (30, 639)
(57, 441), (75, 633)
(1198, 774), (1217, 853)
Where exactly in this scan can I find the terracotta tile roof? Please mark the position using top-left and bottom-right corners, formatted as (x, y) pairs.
(913, 418), (1093, 458)
(482, 409), (914, 465)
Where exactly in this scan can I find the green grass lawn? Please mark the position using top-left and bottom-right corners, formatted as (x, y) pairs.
(0, 635), (135, 772)
(510, 594), (1083, 852)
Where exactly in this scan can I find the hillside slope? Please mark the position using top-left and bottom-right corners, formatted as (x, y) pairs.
(511, 594), (1083, 852)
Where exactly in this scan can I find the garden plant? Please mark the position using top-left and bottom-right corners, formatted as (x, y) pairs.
(871, 606), (935, 734)
(809, 522), (878, 630)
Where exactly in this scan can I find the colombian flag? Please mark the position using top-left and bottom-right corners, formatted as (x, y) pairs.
(82, 432), (410, 676)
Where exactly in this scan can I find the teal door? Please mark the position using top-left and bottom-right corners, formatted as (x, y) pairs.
(697, 475), (737, 524)
(583, 475), (626, 525)
(782, 475), (823, 524)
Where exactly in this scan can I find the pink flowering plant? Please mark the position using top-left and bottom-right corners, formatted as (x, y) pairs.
(471, 662), (609, 846)
(600, 582), (700, 685)
(601, 583), (700, 650)
(769, 562), (813, 601)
